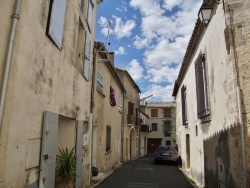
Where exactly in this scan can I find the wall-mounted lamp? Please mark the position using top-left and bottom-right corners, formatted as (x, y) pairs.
(198, 3), (213, 26)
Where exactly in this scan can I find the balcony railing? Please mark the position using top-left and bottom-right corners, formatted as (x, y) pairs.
(140, 124), (151, 133)
(127, 115), (136, 126)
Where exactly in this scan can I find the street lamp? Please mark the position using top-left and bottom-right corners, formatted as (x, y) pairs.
(198, 3), (213, 26)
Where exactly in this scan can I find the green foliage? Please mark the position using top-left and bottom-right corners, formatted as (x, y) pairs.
(171, 120), (176, 141)
(56, 147), (77, 181)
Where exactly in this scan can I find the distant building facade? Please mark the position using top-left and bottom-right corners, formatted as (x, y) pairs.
(142, 102), (176, 153)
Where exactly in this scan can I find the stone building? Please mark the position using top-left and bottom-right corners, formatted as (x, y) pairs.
(172, 0), (250, 187)
(141, 102), (176, 154)
(115, 67), (141, 161)
(0, 0), (101, 187)
(91, 42), (126, 174)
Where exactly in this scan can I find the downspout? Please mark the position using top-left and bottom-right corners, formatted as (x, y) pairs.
(121, 91), (125, 163)
(0, 0), (22, 134)
(226, 4), (247, 188)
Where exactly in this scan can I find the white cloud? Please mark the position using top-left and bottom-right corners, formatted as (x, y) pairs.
(114, 46), (127, 55)
(98, 16), (136, 39)
(140, 84), (175, 102)
(126, 59), (144, 82)
(116, 1), (127, 12)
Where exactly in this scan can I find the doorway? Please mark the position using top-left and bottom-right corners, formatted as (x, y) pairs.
(186, 134), (190, 168)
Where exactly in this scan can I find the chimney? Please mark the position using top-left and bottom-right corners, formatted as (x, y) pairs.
(108, 52), (115, 66)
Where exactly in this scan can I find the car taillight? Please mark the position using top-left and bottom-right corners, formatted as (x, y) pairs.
(155, 150), (160, 155)
(172, 150), (178, 156)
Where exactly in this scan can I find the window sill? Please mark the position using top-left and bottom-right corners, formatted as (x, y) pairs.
(96, 87), (106, 97)
(105, 150), (112, 155)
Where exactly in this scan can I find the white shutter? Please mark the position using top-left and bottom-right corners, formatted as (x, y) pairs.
(48, 0), (67, 49)
(39, 111), (59, 188)
(83, 34), (91, 80)
(75, 120), (84, 188)
(87, 0), (93, 31)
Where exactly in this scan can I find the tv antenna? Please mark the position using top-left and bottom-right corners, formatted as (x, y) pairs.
(106, 20), (113, 53)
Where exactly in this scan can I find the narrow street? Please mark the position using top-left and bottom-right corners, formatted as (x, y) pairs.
(95, 155), (194, 188)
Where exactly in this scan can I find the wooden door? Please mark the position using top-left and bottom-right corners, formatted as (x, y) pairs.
(147, 138), (161, 154)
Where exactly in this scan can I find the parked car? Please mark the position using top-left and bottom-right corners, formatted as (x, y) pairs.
(154, 145), (179, 164)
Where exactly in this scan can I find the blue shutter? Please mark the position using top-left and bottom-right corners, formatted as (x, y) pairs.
(83, 34), (91, 80)
(88, 0), (93, 31)
(75, 120), (84, 188)
(48, 0), (67, 49)
(39, 111), (59, 188)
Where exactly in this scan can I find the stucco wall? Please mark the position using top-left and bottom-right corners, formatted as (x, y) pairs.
(92, 54), (123, 172)
(175, 1), (250, 187)
(0, 0), (98, 187)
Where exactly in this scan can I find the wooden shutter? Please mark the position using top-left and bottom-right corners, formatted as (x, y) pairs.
(164, 109), (171, 117)
(88, 0), (93, 31)
(128, 101), (134, 115)
(195, 54), (208, 118)
(106, 126), (111, 151)
(181, 85), (187, 125)
(83, 34), (91, 80)
(75, 120), (84, 188)
(47, 0), (67, 49)
(39, 111), (59, 188)
(151, 109), (158, 117)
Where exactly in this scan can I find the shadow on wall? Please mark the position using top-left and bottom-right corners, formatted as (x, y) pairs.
(204, 125), (240, 188)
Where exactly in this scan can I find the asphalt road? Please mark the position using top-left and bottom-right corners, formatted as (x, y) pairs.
(95, 155), (194, 188)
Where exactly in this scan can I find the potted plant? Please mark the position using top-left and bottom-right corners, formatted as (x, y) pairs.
(55, 147), (77, 188)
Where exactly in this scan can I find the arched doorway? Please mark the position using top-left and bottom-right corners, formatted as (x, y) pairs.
(130, 128), (136, 159)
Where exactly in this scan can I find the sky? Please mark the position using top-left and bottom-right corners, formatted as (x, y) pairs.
(95, 0), (203, 102)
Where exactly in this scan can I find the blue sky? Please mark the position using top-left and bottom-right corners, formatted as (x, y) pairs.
(95, 0), (202, 102)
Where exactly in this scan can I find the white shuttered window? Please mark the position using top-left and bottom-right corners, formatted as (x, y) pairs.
(47, 0), (67, 49)
(83, 34), (91, 80)
(88, 0), (93, 31)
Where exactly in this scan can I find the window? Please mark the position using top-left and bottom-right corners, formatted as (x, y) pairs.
(47, 0), (67, 49)
(195, 54), (210, 119)
(87, 0), (94, 31)
(152, 123), (157, 131)
(163, 121), (171, 136)
(196, 125), (198, 136)
(181, 85), (188, 125)
(106, 126), (111, 152)
(128, 101), (134, 115)
(83, 34), (91, 80)
(164, 108), (171, 117)
(151, 109), (158, 117)
(97, 72), (103, 90)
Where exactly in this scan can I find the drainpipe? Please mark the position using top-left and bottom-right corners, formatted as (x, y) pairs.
(0, 0), (22, 134)
(121, 91), (125, 163)
(226, 4), (247, 187)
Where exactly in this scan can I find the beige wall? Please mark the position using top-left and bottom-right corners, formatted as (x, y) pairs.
(92, 52), (123, 173)
(0, 0), (99, 187)
(175, 1), (250, 187)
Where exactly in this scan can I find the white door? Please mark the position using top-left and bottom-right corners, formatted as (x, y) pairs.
(75, 120), (84, 188)
(39, 111), (59, 188)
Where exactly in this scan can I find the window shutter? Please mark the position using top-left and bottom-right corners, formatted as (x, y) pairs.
(88, 0), (93, 31)
(195, 55), (208, 118)
(83, 34), (91, 80)
(128, 102), (134, 115)
(181, 85), (187, 125)
(164, 109), (171, 117)
(106, 126), (111, 152)
(48, 0), (67, 49)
